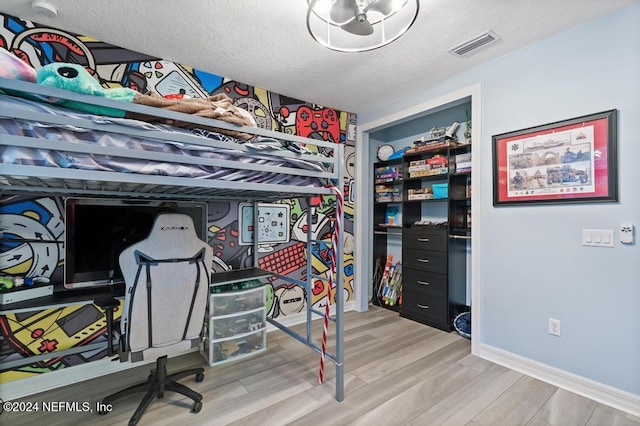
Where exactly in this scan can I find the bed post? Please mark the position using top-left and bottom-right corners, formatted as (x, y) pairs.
(335, 143), (345, 402)
(253, 200), (259, 268)
(305, 195), (313, 345)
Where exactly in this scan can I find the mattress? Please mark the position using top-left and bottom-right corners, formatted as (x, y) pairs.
(0, 93), (330, 188)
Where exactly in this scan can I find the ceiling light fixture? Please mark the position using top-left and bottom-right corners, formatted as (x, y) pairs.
(307, 0), (419, 53)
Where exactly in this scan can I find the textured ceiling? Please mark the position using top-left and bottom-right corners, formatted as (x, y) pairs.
(0, 0), (637, 113)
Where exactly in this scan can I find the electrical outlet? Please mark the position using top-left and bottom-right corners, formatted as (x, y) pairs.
(548, 318), (561, 337)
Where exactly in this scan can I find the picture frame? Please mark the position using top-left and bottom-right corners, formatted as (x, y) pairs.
(492, 109), (617, 206)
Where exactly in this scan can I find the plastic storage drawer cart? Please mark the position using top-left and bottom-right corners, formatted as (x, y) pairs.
(201, 281), (266, 365)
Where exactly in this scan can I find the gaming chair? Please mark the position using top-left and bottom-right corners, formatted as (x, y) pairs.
(99, 213), (212, 426)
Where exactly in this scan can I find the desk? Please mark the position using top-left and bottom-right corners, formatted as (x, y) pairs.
(0, 285), (124, 371)
(1, 269), (270, 378)
(0, 284), (124, 315)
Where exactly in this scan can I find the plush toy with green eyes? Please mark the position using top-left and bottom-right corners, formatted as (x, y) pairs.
(37, 62), (137, 117)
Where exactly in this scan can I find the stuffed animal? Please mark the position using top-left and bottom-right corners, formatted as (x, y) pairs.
(8, 60), (257, 139)
(36, 62), (137, 117)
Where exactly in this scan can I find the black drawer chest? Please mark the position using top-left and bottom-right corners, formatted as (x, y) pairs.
(401, 227), (466, 331)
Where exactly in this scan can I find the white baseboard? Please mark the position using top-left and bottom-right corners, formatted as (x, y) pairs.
(2, 302), (356, 402)
(480, 343), (640, 418)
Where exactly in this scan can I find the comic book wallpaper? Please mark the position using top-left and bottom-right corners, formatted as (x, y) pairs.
(0, 13), (356, 383)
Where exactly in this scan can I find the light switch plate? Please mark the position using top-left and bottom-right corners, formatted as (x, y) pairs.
(582, 229), (614, 247)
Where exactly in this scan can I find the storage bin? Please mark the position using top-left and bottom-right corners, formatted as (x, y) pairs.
(432, 183), (448, 199)
(210, 286), (265, 316)
(210, 308), (266, 339)
(202, 284), (267, 366)
(204, 329), (266, 365)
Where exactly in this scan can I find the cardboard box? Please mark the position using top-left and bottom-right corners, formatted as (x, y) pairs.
(456, 161), (472, 172)
(407, 164), (431, 173)
(409, 168), (448, 178)
(427, 155), (447, 166)
(455, 153), (472, 163)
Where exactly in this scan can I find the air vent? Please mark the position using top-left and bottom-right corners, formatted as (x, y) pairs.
(449, 30), (500, 57)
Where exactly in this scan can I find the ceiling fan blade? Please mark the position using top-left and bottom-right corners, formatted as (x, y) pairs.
(330, 0), (359, 23)
(365, 0), (396, 16)
(341, 18), (374, 36)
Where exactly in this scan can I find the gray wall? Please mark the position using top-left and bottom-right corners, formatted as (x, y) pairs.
(359, 4), (640, 396)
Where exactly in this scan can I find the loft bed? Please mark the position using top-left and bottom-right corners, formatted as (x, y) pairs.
(0, 77), (339, 201)
(0, 76), (346, 401)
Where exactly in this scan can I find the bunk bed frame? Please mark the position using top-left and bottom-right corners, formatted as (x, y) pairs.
(0, 76), (346, 401)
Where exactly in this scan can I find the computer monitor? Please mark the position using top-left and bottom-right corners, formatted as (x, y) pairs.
(64, 198), (208, 290)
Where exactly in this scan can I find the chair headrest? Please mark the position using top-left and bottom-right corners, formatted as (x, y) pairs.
(120, 213), (207, 261)
(149, 213), (198, 238)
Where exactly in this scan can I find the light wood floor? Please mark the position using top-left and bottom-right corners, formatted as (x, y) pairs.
(5, 305), (640, 426)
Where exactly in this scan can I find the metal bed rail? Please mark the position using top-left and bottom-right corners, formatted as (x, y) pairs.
(0, 77), (340, 152)
(0, 77), (341, 200)
(262, 183), (345, 401)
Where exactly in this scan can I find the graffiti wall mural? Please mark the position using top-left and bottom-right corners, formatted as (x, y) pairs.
(0, 13), (356, 383)
(0, 195), (125, 383)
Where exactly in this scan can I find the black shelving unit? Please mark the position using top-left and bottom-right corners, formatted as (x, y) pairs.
(399, 141), (470, 331)
(449, 144), (472, 237)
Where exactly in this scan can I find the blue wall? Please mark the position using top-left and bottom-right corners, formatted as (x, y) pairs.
(360, 4), (640, 396)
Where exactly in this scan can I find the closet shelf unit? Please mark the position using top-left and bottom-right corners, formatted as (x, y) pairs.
(370, 97), (472, 330)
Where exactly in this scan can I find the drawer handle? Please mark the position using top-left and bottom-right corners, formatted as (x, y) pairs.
(417, 258), (430, 263)
(417, 304), (430, 309)
(418, 238), (430, 242)
(417, 280), (430, 286)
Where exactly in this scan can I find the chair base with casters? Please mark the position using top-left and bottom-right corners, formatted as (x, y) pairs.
(99, 355), (204, 425)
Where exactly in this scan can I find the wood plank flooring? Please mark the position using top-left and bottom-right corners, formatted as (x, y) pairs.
(4, 305), (639, 426)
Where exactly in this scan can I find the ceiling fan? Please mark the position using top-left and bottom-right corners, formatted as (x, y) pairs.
(329, 0), (401, 36)
(307, 0), (417, 52)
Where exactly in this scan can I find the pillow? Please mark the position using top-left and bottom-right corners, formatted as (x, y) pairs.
(0, 48), (37, 82)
